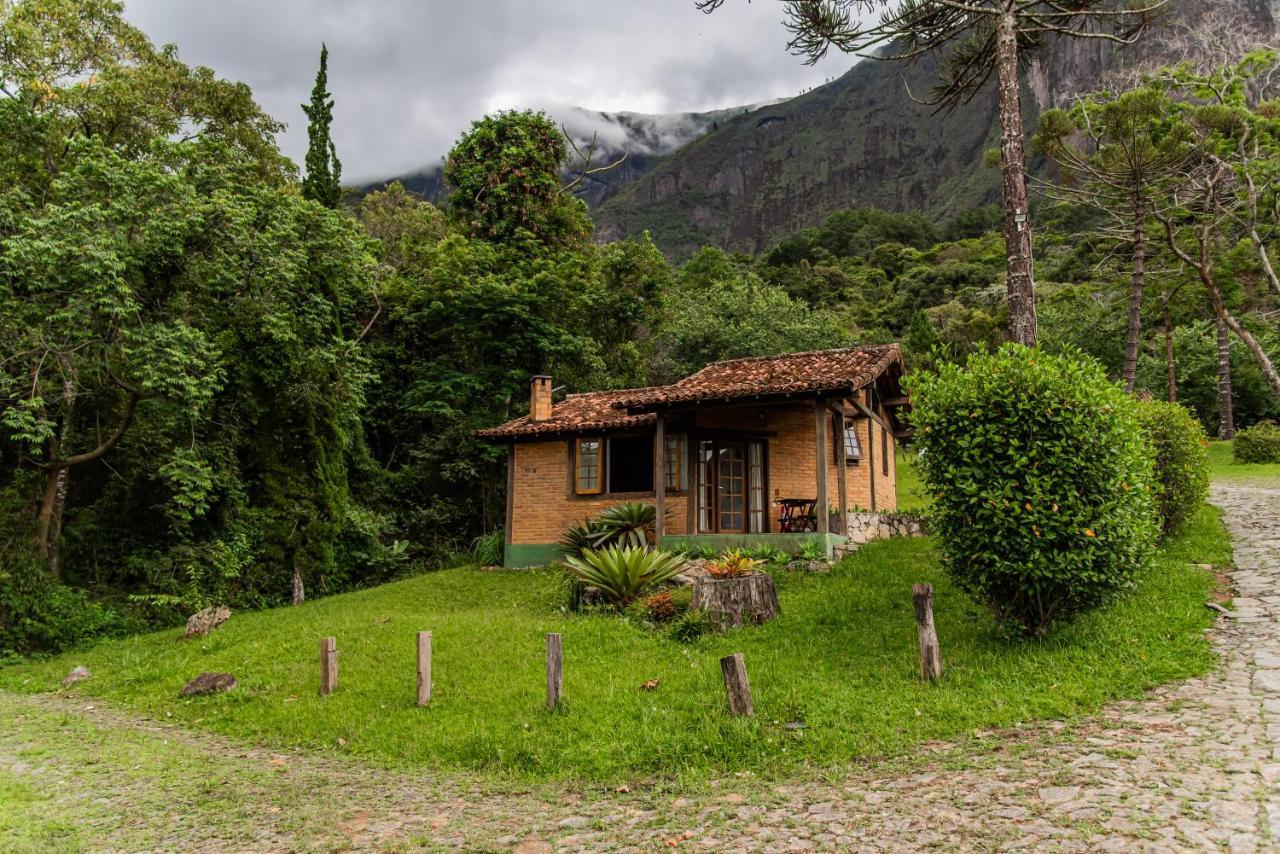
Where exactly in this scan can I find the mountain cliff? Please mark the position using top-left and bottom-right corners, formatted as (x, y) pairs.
(592, 0), (1278, 258)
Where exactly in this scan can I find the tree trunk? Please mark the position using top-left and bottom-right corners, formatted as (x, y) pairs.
(995, 10), (1037, 347)
(1212, 290), (1280, 405)
(690, 574), (780, 629)
(1122, 207), (1146, 393)
(35, 377), (76, 577)
(292, 561), (305, 605)
(1216, 314), (1235, 440)
(1163, 296), (1177, 403)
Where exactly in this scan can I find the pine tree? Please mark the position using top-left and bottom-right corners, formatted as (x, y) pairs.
(301, 43), (342, 208)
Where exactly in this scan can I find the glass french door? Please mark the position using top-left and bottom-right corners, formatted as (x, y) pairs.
(697, 440), (764, 533)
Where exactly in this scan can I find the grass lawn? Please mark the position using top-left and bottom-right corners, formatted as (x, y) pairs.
(895, 446), (929, 511)
(0, 505), (1227, 786)
(1208, 439), (1280, 484)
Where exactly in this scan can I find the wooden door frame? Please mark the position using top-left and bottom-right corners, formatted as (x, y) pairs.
(693, 436), (769, 534)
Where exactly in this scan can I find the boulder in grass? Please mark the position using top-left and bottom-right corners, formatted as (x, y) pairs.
(180, 672), (237, 696)
(61, 665), (92, 687)
(183, 605), (231, 639)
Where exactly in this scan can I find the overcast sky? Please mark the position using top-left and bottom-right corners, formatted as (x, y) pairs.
(120, 0), (853, 182)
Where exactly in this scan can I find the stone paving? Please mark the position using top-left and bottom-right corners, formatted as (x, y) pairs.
(4, 482), (1278, 851)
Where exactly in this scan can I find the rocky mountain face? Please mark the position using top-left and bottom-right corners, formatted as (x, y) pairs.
(592, 0), (1278, 259)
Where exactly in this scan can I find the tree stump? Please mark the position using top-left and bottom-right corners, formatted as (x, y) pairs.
(691, 573), (780, 629)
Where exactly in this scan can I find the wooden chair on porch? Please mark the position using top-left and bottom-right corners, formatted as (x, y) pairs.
(777, 498), (818, 533)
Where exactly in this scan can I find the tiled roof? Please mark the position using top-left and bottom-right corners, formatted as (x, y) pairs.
(610, 345), (902, 409)
(474, 388), (658, 439)
(476, 346), (902, 439)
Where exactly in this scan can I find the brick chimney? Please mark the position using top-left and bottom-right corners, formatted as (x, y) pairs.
(530, 375), (552, 421)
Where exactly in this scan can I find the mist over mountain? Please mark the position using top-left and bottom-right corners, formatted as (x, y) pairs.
(363, 101), (770, 207)
(369, 0), (1276, 259)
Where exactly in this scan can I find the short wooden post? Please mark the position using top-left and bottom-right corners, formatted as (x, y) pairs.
(416, 631), (432, 706)
(546, 633), (563, 709)
(912, 584), (942, 682)
(319, 636), (338, 696)
(720, 652), (754, 717)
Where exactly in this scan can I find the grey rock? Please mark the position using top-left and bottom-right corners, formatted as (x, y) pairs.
(179, 672), (237, 696)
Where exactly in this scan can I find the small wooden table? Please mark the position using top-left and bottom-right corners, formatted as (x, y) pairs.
(777, 498), (817, 533)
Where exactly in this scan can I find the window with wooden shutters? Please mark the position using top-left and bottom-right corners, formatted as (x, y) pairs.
(664, 434), (685, 490)
(881, 426), (889, 476)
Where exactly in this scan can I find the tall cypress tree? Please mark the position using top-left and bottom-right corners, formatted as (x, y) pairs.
(301, 43), (342, 208)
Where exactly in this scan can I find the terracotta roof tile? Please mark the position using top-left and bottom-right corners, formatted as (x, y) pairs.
(474, 387), (658, 439)
(476, 346), (903, 440)
(611, 345), (902, 409)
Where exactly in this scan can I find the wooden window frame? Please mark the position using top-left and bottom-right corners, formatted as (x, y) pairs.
(574, 436), (603, 495)
(841, 419), (863, 465)
(881, 425), (889, 477)
(664, 433), (685, 491)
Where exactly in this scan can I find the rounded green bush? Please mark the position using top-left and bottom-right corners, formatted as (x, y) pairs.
(906, 344), (1158, 637)
(1234, 421), (1280, 464)
(1135, 399), (1209, 537)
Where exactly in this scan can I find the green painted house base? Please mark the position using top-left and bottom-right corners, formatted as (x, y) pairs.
(504, 533), (847, 567)
(504, 543), (563, 568)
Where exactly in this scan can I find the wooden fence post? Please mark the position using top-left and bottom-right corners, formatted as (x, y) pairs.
(546, 633), (563, 710)
(720, 652), (754, 717)
(912, 583), (942, 682)
(319, 636), (338, 696)
(416, 631), (432, 706)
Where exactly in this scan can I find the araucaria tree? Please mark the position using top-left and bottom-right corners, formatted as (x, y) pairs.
(697, 0), (1166, 346)
(1034, 87), (1192, 392)
(301, 43), (342, 208)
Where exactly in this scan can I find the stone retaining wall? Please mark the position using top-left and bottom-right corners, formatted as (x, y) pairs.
(835, 511), (928, 558)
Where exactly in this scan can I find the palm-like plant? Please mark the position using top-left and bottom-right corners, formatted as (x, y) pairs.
(558, 518), (609, 557)
(563, 547), (686, 607)
(592, 502), (657, 550)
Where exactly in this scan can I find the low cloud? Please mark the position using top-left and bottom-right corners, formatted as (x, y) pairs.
(121, 0), (852, 182)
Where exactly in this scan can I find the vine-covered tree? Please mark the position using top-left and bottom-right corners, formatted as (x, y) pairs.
(301, 43), (342, 208)
(696, 0), (1166, 346)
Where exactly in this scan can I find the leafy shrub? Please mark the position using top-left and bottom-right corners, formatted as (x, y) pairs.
(563, 547), (686, 607)
(796, 540), (826, 561)
(0, 554), (133, 658)
(642, 590), (680, 622)
(1135, 400), (1209, 536)
(1234, 421), (1280, 464)
(469, 530), (504, 566)
(706, 549), (760, 578)
(743, 544), (789, 565)
(668, 608), (711, 643)
(907, 344), (1158, 637)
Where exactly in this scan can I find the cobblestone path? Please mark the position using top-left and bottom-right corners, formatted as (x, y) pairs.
(3, 482), (1278, 851)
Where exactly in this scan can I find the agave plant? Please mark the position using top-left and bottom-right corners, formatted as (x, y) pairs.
(563, 546), (686, 607)
(591, 502), (658, 550)
(558, 518), (609, 557)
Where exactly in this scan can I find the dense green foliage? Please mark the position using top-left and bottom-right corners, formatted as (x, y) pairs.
(1135, 400), (1210, 536)
(1234, 422), (1280, 464)
(0, 509), (1225, 781)
(907, 345), (1159, 637)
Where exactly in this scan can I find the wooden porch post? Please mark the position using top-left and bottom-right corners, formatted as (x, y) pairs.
(654, 414), (666, 542)
(835, 406), (848, 534)
(813, 399), (829, 536)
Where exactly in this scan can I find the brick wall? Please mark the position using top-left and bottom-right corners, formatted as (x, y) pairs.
(509, 439), (689, 544)
(506, 393), (896, 543)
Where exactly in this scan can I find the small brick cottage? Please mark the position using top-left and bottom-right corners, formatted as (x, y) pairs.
(477, 346), (910, 567)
